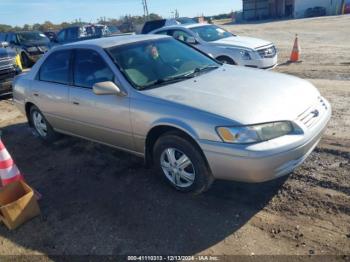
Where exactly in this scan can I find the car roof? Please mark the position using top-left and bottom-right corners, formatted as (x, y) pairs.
(10, 31), (43, 34)
(65, 34), (169, 49)
(155, 23), (211, 31)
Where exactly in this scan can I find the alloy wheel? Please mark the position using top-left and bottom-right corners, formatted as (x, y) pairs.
(32, 111), (47, 137)
(160, 147), (195, 188)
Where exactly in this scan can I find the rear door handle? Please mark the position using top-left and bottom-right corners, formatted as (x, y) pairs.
(72, 101), (80, 105)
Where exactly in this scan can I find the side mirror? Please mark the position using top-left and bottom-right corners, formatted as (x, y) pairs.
(186, 36), (197, 45)
(93, 81), (126, 96)
(0, 41), (9, 48)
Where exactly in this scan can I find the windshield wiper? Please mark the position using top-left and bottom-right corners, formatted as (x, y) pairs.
(183, 64), (220, 78)
(141, 74), (196, 90)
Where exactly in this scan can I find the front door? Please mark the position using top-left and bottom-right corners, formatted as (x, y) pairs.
(68, 48), (134, 151)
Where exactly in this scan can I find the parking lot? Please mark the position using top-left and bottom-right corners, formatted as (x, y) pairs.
(0, 15), (349, 257)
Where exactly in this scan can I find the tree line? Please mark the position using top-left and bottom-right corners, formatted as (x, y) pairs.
(0, 11), (235, 33)
(0, 13), (163, 33)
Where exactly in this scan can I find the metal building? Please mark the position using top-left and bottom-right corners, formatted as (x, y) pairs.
(242, 0), (344, 20)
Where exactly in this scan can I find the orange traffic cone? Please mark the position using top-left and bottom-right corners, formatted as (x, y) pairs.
(290, 34), (301, 62)
(0, 139), (24, 186)
(0, 137), (42, 200)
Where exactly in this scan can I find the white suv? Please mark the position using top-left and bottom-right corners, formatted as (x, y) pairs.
(150, 23), (278, 69)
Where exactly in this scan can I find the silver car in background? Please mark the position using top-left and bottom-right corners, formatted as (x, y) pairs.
(13, 35), (331, 193)
(150, 23), (278, 69)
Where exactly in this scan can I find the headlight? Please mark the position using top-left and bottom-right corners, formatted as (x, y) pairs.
(217, 121), (294, 144)
(239, 50), (252, 60)
(26, 47), (38, 52)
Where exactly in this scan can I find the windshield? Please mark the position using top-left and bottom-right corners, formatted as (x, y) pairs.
(107, 38), (220, 90)
(190, 25), (233, 42)
(18, 32), (49, 43)
(107, 25), (121, 34)
(81, 26), (109, 38)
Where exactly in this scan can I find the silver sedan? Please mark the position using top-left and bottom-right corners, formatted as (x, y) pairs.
(13, 35), (331, 193)
(150, 23), (278, 69)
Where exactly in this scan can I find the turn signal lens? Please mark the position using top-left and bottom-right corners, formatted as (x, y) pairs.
(217, 127), (235, 142)
(216, 121), (294, 144)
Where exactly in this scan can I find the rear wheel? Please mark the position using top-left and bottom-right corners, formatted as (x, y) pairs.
(217, 56), (235, 65)
(29, 105), (59, 143)
(153, 133), (214, 194)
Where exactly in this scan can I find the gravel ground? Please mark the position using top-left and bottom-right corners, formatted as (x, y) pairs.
(0, 15), (349, 258)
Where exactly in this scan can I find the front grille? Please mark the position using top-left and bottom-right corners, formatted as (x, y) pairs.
(296, 97), (328, 129)
(38, 46), (49, 52)
(0, 57), (15, 70)
(0, 67), (16, 82)
(257, 45), (277, 58)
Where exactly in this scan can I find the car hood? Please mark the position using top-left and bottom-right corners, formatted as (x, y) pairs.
(212, 36), (272, 50)
(142, 65), (320, 125)
(22, 40), (50, 47)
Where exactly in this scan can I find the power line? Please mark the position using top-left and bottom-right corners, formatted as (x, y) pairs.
(142, 0), (149, 18)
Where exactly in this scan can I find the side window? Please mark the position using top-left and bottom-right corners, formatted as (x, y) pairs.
(5, 33), (12, 42)
(0, 33), (5, 41)
(74, 49), (114, 88)
(66, 28), (78, 41)
(39, 50), (71, 85)
(57, 30), (66, 43)
(171, 30), (192, 42)
(10, 34), (17, 44)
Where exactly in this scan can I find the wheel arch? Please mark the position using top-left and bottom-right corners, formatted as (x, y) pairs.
(216, 55), (237, 65)
(144, 124), (209, 169)
(25, 102), (36, 127)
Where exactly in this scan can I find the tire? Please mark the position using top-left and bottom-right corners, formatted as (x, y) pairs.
(217, 56), (235, 65)
(29, 105), (59, 143)
(21, 52), (32, 68)
(153, 132), (214, 194)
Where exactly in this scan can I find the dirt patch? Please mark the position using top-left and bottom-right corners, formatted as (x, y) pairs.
(0, 15), (349, 257)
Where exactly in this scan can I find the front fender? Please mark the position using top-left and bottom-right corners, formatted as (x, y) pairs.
(150, 118), (200, 140)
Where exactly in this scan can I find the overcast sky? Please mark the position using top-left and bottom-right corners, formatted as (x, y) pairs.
(0, 0), (242, 26)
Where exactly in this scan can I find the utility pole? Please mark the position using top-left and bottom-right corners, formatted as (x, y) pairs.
(142, 0), (149, 19)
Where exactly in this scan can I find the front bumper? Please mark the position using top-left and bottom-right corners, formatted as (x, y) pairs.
(199, 99), (331, 183)
(0, 80), (12, 95)
(242, 54), (278, 70)
(0, 67), (17, 95)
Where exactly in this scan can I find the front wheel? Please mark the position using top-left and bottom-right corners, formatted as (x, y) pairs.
(217, 56), (235, 65)
(153, 133), (214, 194)
(29, 105), (59, 143)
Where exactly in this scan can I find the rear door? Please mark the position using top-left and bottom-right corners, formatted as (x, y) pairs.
(68, 48), (134, 150)
(32, 49), (72, 130)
